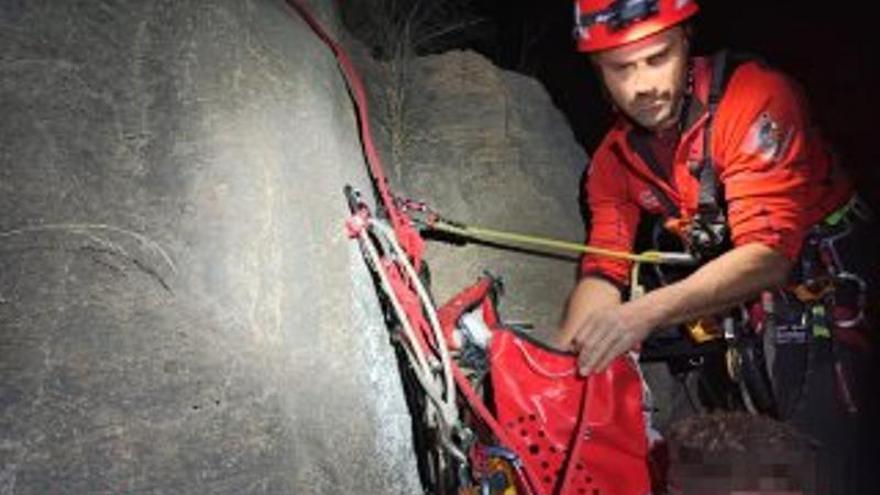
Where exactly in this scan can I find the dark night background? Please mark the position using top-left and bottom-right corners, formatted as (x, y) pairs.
(466, 1), (880, 208)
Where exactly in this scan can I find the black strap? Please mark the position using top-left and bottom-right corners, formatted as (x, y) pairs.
(695, 50), (727, 215)
(686, 50), (737, 258)
(695, 50), (762, 211)
(678, 62), (704, 133)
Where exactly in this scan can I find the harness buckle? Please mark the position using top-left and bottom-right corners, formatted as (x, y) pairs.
(687, 214), (729, 261)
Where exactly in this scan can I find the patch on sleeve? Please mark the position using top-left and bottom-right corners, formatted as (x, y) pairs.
(741, 112), (794, 163)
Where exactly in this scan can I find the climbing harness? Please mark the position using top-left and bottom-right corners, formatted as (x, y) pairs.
(763, 195), (874, 418)
(618, 49), (877, 423)
(685, 51), (732, 261)
(646, 50), (874, 419)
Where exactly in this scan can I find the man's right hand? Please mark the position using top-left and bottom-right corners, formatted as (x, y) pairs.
(554, 276), (623, 349)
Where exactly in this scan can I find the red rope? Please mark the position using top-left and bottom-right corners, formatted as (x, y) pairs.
(283, 4), (544, 492)
(283, 0), (422, 260)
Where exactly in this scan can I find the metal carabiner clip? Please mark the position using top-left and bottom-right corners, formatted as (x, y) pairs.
(833, 271), (868, 329)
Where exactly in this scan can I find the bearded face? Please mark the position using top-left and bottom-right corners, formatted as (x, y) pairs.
(592, 26), (690, 131)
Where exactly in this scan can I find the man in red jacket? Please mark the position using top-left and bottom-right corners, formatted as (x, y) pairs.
(559, 0), (855, 373)
(557, 0), (876, 492)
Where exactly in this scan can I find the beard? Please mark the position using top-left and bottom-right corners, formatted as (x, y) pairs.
(627, 92), (677, 130)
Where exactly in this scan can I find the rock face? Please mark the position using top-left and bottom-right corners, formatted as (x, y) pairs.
(0, 1), (420, 493)
(368, 50), (588, 337)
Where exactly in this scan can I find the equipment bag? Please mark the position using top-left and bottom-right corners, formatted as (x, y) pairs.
(441, 276), (652, 495)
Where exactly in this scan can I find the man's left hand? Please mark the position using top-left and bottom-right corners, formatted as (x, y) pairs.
(569, 303), (655, 376)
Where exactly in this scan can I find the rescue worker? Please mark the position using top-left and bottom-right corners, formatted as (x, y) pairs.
(555, 0), (877, 492)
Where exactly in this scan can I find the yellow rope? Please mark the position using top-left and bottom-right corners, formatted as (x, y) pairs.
(431, 220), (694, 266)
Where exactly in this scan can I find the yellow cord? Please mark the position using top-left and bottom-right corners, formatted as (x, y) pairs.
(431, 220), (693, 266)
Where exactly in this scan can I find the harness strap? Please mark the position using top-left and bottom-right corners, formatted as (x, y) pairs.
(692, 51), (729, 239)
(680, 50), (760, 259)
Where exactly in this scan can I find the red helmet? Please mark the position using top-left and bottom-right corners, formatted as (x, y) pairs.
(574, 0), (699, 52)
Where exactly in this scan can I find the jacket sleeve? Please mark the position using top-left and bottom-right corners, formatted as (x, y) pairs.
(579, 143), (641, 290)
(713, 63), (818, 261)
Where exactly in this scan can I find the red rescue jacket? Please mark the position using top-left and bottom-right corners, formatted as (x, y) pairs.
(581, 54), (853, 288)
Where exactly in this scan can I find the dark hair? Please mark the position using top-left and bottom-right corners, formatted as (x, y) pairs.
(666, 412), (819, 494)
